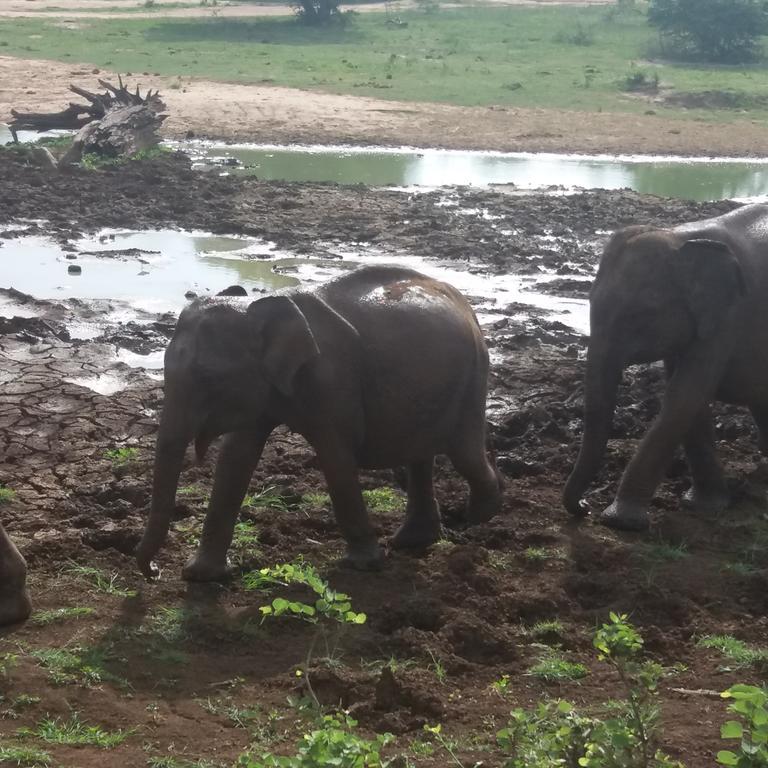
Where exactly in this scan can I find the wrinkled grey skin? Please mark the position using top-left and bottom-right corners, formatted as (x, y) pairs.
(136, 265), (501, 580)
(0, 522), (31, 626)
(563, 203), (768, 531)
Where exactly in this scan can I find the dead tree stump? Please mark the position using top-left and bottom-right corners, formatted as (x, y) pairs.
(9, 76), (167, 165)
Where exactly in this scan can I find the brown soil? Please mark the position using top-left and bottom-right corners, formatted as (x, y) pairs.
(4, 55), (768, 156)
(1, 149), (767, 766)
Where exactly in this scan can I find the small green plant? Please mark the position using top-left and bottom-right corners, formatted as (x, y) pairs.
(488, 551), (516, 571)
(104, 446), (139, 467)
(81, 146), (170, 171)
(698, 635), (768, 671)
(242, 486), (289, 512)
(0, 652), (18, 677)
(499, 613), (682, 767)
(300, 492), (331, 510)
(490, 673), (511, 697)
(147, 758), (225, 768)
(361, 487), (405, 514)
(31, 645), (125, 688)
(19, 713), (129, 748)
(237, 714), (394, 767)
(64, 561), (137, 598)
(589, 613), (677, 767)
(2, 694), (41, 719)
(0, 744), (52, 767)
(0, 485), (16, 504)
(232, 520), (262, 558)
(528, 619), (567, 643)
(362, 656), (417, 675)
(723, 560), (759, 577)
(146, 606), (193, 642)
(427, 649), (447, 685)
(422, 724), (464, 767)
(639, 541), (688, 563)
(178, 484), (208, 498)
(31, 606), (95, 626)
(199, 696), (262, 729)
(621, 68), (660, 93)
(243, 560), (366, 626)
(522, 546), (564, 564)
(717, 684), (768, 767)
(527, 650), (588, 683)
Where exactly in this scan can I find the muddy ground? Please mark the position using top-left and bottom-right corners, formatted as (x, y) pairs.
(0, 148), (767, 767)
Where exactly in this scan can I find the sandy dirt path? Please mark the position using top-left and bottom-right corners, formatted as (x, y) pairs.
(0, 0), (613, 17)
(2, 55), (768, 156)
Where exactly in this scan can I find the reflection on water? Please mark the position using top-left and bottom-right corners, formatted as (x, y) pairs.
(0, 227), (589, 333)
(0, 229), (302, 314)
(189, 143), (768, 202)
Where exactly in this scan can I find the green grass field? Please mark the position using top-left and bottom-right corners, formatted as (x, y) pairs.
(2, 5), (768, 118)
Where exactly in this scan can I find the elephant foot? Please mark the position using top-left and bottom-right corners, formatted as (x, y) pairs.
(682, 487), (728, 516)
(597, 500), (650, 532)
(341, 540), (385, 571)
(465, 484), (503, 525)
(563, 490), (589, 518)
(0, 588), (32, 627)
(182, 554), (234, 583)
(391, 514), (442, 551)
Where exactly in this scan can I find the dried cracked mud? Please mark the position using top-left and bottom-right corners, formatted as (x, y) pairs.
(0, 147), (766, 767)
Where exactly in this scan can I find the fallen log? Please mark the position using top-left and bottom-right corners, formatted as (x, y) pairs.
(9, 76), (167, 165)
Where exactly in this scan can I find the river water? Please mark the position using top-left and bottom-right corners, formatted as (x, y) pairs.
(185, 142), (768, 202)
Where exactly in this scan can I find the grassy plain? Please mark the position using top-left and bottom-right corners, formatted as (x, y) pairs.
(1, 5), (768, 119)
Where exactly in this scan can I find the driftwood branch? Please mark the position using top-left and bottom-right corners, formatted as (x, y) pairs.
(9, 77), (166, 142)
(9, 77), (168, 165)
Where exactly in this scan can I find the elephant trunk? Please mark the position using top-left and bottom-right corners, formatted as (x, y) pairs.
(563, 339), (623, 516)
(135, 404), (192, 579)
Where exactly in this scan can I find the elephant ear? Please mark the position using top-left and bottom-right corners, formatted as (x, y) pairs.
(672, 238), (746, 340)
(247, 296), (320, 397)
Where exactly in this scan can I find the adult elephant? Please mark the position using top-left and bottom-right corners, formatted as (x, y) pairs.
(563, 203), (768, 531)
(136, 265), (501, 580)
(0, 522), (31, 625)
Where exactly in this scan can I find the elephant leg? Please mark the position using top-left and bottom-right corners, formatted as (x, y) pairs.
(448, 417), (502, 526)
(183, 430), (267, 582)
(749, 403), (768, 454)
(317, 448), (383, 571)
(601, 346), (727, 532)
(0, 524), (31, 626)
(682, 406), (728, 515)
(391, 458), (442, 550)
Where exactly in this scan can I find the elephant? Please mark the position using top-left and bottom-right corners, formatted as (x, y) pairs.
(563, 202), (768, 531)
(0, 522), (31, 626)
(135, 265), (502, 580)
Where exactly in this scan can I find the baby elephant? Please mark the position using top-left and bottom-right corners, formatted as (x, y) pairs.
(136, 265), (501, 580)
(564, 203), (768, 531)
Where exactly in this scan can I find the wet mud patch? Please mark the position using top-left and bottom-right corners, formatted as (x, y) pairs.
(0, 151), (766, 766)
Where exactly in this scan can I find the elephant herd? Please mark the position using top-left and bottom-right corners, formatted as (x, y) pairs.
(3, 203), (768, 627)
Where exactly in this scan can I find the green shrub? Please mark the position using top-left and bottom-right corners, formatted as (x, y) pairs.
(717, 684), (768, 767)
(238, 714), (394, 767)
(648, 0), (768, 63)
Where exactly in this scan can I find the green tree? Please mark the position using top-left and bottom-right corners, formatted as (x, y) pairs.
(648, 0), (768, 62)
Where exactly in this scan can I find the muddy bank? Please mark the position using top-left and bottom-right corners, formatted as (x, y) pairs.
(0, 148), (738, 274)
(1, 149), (767, 767)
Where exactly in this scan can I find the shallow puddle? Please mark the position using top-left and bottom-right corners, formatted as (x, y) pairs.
(185, 142), (768, 202)
(0, 227), (590, 341)
(0, 229), (302, 314)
